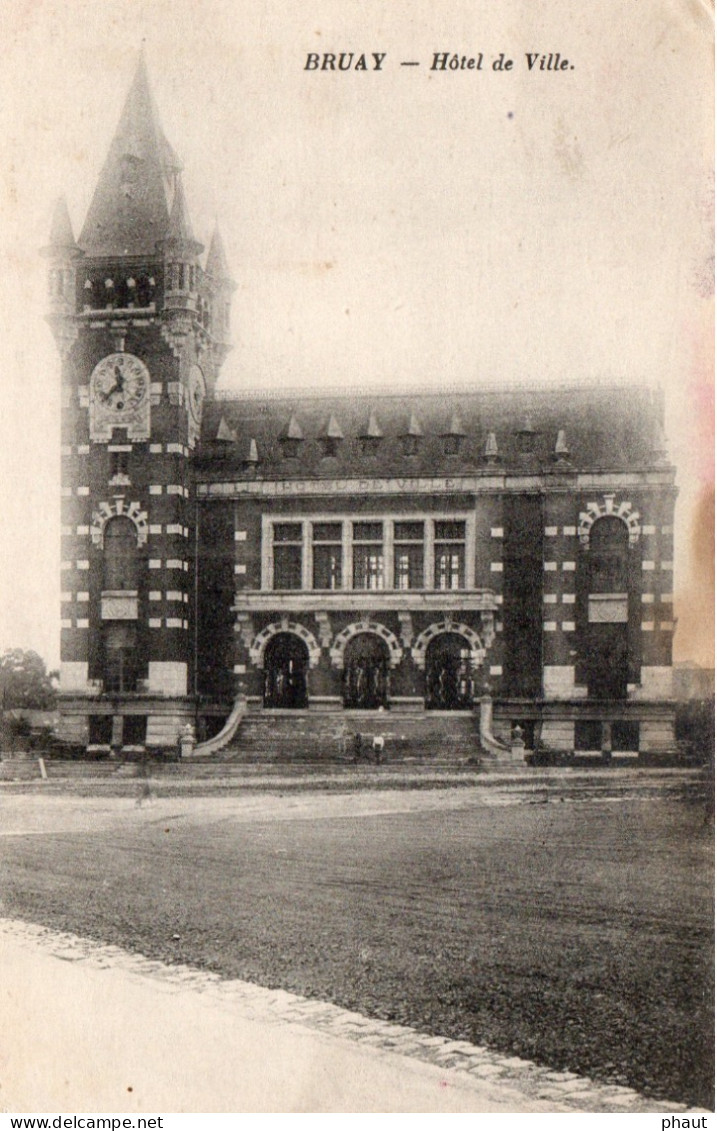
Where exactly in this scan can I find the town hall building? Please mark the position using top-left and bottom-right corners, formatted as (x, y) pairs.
(45, 59), (678, 760)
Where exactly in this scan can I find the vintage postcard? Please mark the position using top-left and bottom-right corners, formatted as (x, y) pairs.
(0, 0), (713, 1119)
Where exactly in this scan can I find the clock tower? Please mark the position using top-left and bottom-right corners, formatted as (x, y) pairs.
(45, 56), (233, 752)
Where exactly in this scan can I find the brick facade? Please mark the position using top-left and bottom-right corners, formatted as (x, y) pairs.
(46, 61), (678, 758)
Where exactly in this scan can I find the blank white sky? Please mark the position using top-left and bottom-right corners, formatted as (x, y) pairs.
(0, 0), (713, 667)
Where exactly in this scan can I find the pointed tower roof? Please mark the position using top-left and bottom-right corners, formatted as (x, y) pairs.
(166, 178), (195, 242)
(650, 423), (669, 465)
(79, 55), (178, 256)
(162, 177), (203, 257)
(206, 224), (233, 282)
(49, 197), (80, 250)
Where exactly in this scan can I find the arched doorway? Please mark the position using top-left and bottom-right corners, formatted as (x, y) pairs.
(425, 633), (474, 710)
(263, 633), (309, 709)
(343, 633), (389, 709)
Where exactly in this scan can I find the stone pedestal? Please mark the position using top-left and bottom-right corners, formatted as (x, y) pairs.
(179, 723), (196, 759)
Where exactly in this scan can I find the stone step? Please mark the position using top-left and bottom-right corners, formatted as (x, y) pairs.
(220, 708), (482, 762)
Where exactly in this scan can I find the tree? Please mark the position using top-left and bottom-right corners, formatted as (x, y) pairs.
(0, 649), (58, 711)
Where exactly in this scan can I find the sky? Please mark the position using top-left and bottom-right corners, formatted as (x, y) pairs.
(0, 0), (713, 669)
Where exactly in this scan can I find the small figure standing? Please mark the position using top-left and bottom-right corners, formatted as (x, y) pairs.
(372, 733), (385, 764)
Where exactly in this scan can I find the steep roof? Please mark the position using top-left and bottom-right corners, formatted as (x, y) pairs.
(198, 384), (670, 479)
(79, 55), (178, 256)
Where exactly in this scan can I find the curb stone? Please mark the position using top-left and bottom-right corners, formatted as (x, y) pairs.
(0, 918), (706, 1115)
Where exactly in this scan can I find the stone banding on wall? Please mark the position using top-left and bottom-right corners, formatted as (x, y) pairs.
(329, 621), (403, 670)
(578, 494), (640, 548)
(249, 620), (322, 669)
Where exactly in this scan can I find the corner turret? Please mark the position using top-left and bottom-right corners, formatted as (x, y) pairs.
(41, 196), (84, 354)
(204, 223), (235, 367)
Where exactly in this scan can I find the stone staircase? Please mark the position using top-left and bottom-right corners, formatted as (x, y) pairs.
(216, 705), (484, 763)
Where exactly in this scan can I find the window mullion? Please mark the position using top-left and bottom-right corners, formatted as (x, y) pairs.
(302, 522), (312, 590)
(342, 521), (352, 589)
(426, 523), (435, 589)
(384, 520), (393, 590)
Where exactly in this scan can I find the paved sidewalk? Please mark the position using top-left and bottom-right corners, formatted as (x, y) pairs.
(0, 920), (697, 1114)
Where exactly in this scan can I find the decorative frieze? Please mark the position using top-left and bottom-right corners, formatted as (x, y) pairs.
(588, 594), (628, 623)
(100, 591), (138, 620)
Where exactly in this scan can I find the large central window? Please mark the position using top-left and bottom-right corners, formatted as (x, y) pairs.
(264, 515), (472, 591)
(434, 521), (466, 590)
(272, 523), (302, 589)
(312, 523), (343, 590)
(352, 522), (384, 590)
(394, 521), (424, 589)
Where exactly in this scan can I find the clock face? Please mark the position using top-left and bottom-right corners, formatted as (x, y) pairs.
(188, 365), (205, 425)
(91, 354), (149, 415)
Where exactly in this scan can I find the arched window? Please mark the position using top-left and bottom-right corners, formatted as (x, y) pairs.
(585, 516), (630, 700)
(589, 516), (629, 592)
(103, 516), (138, 591)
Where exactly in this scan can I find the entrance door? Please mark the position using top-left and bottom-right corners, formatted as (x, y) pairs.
(343, 633), (389, 709)
(585, 625), (629, 700)
(425, 633), (474, 710)
(263, 633), (309, 708)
